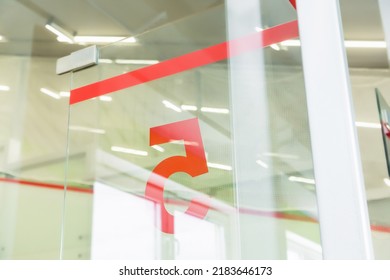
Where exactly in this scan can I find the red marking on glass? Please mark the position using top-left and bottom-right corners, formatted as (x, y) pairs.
(0, 178), (93, 194)
(289, 0), (297, 9)
(70, 20), (299, 105)
(382, 121), (390, 139)
(145, 118), (209, 234)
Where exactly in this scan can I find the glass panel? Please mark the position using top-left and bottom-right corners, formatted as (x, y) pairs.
(373, 88), (390, 259)
(0, 0), (73, 259)
(64, 0), (322, 259)
(376, 89), (390, 177)
(340, 0), (390, 259)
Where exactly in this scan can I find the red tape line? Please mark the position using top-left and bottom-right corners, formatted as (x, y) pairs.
(70, 20), (299, 105)
(0, 177), (93, 194)
(2, 177), (389, 234)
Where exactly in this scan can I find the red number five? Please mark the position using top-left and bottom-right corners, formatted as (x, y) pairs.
(145, 118), (209, 234)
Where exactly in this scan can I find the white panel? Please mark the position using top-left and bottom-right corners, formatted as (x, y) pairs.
(297, 0), (373, 259)
(56, 45), (98, 75)
(91, 182), (157, 259)
(174, 212), (225, 259)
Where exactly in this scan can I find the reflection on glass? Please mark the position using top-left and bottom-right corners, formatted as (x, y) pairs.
(376, 89), (390, 176)
(63, 0), (322, 260)
(0, 0), (70, 258)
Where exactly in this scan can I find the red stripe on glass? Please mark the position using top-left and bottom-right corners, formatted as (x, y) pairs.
(371, 225), (390, 234)
(2, 178), (389, 234)
(70, 20), (299, 105)
(0, 178), (93, 194)
(289, 0), (297, 9)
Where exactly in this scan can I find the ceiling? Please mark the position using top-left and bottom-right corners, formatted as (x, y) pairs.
(0, 0), (387, 67)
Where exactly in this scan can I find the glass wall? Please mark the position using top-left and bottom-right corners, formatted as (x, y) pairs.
(63, 0), (322, 260)
(340, 0), (390, 259)
(0, 0), (386, 260)
(0, 0), (71, 259)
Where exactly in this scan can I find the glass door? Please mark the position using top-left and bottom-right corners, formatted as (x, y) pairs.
(61, 0), (322, 260)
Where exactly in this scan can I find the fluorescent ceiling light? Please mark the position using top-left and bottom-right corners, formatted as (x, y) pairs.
(114, 59), (159, 65)
(59, 91), (70, 97)
(384, 178), (390, 187)
(56, 36), (73, 43)
(56, 36), (73, 44)
(169, 140), (199, 146)
(256, 159), (269, 169)
(40, 88), (60, 99)
(288, 176), (316, 185)
(163, 100), (182, 112)
(73, 36), (137, 44)
(69, 125), (106, 134)
(45, 23), (73, 44)
(99, 59), (114, 64)
(255, 27), (264, 32)
(201, 107), (229, 114)
(152, 145), (165, 152)
(355, 121), (381, 129)
(0, 85), (10, 91)
(0, 35), (7, 42)
(207, 162), (232, 171)
(111, 146), (148, 156)
(345, 40), (386, 48)
(280, 40), (301, 47)
(99, 95), (112, 102)
(263, 152), (299, 160)
(122, 37), (137, 43)
(181, 105), (198, 111)
(270, 44), (281, 51)
(281, 39), (387, 49)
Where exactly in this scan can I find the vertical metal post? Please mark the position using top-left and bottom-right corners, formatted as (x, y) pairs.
(296, 0), (374, 259)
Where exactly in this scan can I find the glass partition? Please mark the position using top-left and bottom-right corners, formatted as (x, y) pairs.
(0, 0), (71, 258)
(63, 0), (322, 259)
(340, 0), (390, 259)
